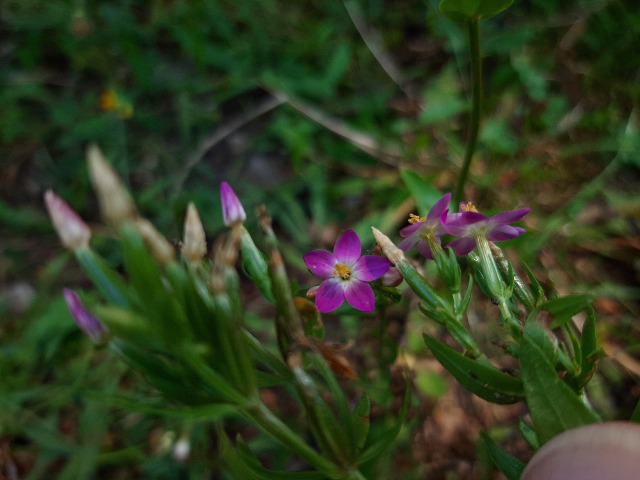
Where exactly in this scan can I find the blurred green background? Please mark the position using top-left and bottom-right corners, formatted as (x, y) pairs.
(1, 0), (639, 478)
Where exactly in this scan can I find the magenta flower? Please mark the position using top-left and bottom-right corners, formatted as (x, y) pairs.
(63, 289), (108, 343)
(303, 229), (390, 313)
(220, 181), (246, 226)
(443, 205), (530, 256)
(398, 193), (451, 259)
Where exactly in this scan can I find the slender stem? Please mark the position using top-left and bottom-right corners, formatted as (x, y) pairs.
(453, 18), (482, 206)
(243, 402), (341, 476)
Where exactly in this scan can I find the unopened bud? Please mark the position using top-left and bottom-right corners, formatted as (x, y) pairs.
(63, 289), (108, 343)
(381, 267), (403, 287)
(87, 144), (136, 226)
(181, 203), (207, 264)
(44, 190), (91, 251)
(220, 181), (246, 226)
(306, 285), (319, 300)
(134, 218), (175, 263)
(371, 227), (405, 265)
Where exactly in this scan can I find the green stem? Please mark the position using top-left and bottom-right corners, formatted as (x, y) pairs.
(453, 18), (482, 206)
(243, 402), (341, 476)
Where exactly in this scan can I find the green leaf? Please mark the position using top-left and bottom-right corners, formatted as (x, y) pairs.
(423, 334), (524, 404)
(576, 307), (603, 389)
(519, 418), (539, 450)
(240, 227), (274, 303)
(542, 294), (594, 328)
(221, 433), (326, 480)
(350, 394), (371, 452)
(75, 248), (130, 307)
(358, 371), (411, 465)
(520, 324), (600, 444)
(481, 432), (525, 480)
(439, 0), (514, 21)
(399, 169), (444, 217)
(522, 262), (545, 306)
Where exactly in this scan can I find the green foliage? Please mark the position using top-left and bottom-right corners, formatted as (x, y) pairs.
(3, 0), (639, 477)
(481, 432), (526, 480)
(519, 324), (600, 444)
(423, 334), (524, 404)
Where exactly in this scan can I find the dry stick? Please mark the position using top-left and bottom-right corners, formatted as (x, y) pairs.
(270, 89), (404, 166)
(173, 95), (286, 196)
(343, 0), (410, 97)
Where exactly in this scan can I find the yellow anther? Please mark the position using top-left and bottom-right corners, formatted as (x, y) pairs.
(461, 201), (478, 213)
(334, 263), (351, 280)
(408, 213), (426, 224)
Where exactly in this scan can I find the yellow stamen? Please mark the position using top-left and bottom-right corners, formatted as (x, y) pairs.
(334, 263), (351, 280)
(461, 201), (478, 213)
(408, 213), (426, 224)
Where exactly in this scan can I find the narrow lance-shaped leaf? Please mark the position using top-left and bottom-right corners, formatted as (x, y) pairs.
(357, 370), (411, 465)
(544, 294), (594, 328)
(481, 432), (526, 480)
(519, 323), (600, 445)
(424, 334), (524, 404)
(577, 307), (603, 390)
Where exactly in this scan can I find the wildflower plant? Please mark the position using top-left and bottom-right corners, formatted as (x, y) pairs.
(43, 1), (630, 477)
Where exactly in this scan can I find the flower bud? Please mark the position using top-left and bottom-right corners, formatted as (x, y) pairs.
(381, 267), (403, 287)
(181, 203), (207, 264)
(134, 218), (175, 263)
(87, 144), (136, 226)
(371, 227), (405, 265)
(63, 289), (108, 343)
(44, 190), (91, 251)
(220, 181), (246, 226)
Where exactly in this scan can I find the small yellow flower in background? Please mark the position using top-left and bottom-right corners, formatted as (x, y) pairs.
(99, 89), (134, 119)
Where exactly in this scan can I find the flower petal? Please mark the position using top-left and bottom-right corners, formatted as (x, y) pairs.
(344, 280), (376, 312)
(443, 211), (488, 236)
(398, 236), (419, 252)
(426, 192), (451, 224)
(303, 250), (336, 278)
(447, 237), (477, 256)
(333, 229), (361, 264)
(489, 208), (530, 226)
(399, 222), (423, 238)
(416, 241), (435, 259)
(486, 225), (526, 242)
(316, 279), (345, 312)
(353, 255), (390, 281)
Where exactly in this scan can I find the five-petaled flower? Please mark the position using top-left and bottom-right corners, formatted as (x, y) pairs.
(303, 229), (390, 313)
(398, 193), (451, 259)
(443, 204), (530, 256)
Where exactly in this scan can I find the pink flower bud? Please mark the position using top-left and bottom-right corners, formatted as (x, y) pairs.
(220, 181), (246, 226)
(44, 190), (91, 251)
(381, 267), (403, 287)
(63, 289), (108, 343)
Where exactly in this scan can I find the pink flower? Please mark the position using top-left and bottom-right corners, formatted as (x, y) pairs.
(398, 193), (451, 259)
(443, 205), (530, 256)
(303, 230), (390, 313)
(220, 181), (246, 226)
(63, 289), (108, 343)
